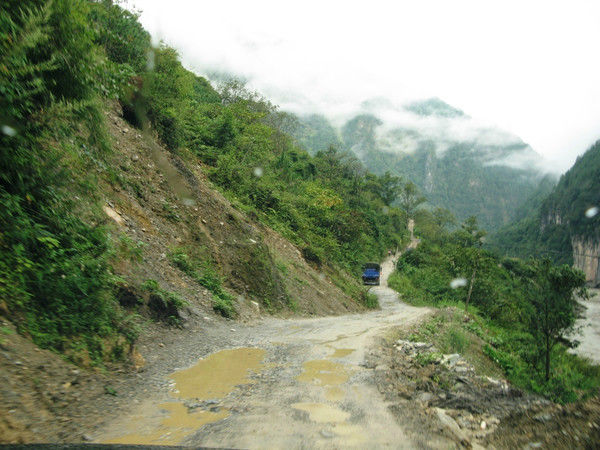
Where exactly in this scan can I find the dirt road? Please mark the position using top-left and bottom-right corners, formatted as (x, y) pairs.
(97, 258), (440, 449)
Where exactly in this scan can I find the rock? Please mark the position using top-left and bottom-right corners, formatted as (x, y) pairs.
(131, 154), (139, 162)
(230, 328), (236, 332)
(82, 434), (93, 442)
(486, 376), (501, 386)
(131, 348), (146, 371)
(480, 420), (486, 430)
(375, 364), (390, 371)
(454, 366), (468, 374)
(435, 408), (470, 445)
(534, 413), (552, 423)
(158, 343), (165, 348)
(412, 342), (432, 350)
(525, 443), (543, 449)
(417, 392), (434, 403)
(441, 354), (461, 367)
(320, 429), (335, 438)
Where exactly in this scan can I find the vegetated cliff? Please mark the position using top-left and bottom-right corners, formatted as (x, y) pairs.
(489, 140), (600, 286)
(289, 100), (547, 232)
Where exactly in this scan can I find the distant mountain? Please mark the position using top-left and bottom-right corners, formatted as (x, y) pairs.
(404, 97), (466, 118)
(291, 114), (342, 154)
(288, 98), (548, 231)
(489, 140), (600, 286)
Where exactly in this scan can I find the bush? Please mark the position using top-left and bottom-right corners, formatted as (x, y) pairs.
(141, 279), (187, 325)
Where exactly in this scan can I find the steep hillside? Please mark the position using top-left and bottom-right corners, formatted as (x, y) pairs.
(1, 0), (401, 372)
(101, 102), (365, 320)
(489, 140), (600, 286)
(288, 100), (547, 232)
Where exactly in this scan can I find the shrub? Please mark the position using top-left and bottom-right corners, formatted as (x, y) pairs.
(141, 279), (187, 324)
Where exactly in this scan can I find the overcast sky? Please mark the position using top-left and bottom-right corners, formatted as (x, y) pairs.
(131, 0), (600, 173)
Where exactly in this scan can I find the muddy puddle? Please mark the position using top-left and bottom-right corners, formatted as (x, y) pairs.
(330, 348), (355, 358)
(292, 402), (350, 423)
(297, 359), (349, 386)
(102, 347), (265, 446)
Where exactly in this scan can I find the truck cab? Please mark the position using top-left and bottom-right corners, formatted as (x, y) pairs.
(362, 263), (381, 286)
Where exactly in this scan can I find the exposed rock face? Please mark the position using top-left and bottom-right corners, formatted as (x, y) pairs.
(572, 237), (600, 287)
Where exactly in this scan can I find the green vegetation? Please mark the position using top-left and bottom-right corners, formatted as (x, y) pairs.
(168, 247), (235, 318)
(0, 0), (140, 361)
(141, 279), (187, 325)
(389, 215), (598, 403)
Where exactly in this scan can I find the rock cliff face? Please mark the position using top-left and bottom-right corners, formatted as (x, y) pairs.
(572, 237), (600, 287)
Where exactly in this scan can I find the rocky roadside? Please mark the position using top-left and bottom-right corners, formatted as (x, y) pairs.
(368, 318), (600, 449)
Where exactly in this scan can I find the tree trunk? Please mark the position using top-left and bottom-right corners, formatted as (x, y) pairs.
(465, 267), (476, 312)
(545, 335), (551, 381)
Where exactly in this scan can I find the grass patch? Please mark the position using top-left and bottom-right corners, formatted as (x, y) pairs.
(362, 290), (379, 309)
(168, 247), (236, 318)
(402, 310), (504, 379)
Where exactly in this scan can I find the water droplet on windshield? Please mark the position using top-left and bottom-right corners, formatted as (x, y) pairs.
(146, 49), (155, 71)
(182, 197), (195, 206)
(253, 167), (263, 177)
(2, 125), (17, 136)
(450, 278), (467, 289)
(381, 206), (389, 215)
(585, 206), (598, 218)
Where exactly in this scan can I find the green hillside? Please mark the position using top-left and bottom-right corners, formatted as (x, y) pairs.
(0, 0), (406, 361)
(489, 140), (600, 264)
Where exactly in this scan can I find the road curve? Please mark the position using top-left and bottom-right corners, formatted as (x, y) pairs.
(98, 257), (434, 449)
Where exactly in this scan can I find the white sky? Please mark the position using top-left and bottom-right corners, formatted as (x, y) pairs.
(130, 0), (600, 173)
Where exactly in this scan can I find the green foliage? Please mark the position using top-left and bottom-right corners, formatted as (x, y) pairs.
(0, 0), (135, 359)
(390, 223), (597, 402)
(115, 233), (145, 263)
(168, 247), (236, 318)
(525, 259), (586, 381)
(362, 291), (379, 309)
(88, 0), (151, 74)
(141, 279), (187, 324)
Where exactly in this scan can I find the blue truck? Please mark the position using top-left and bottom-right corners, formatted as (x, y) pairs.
(362, 262), (381, 286)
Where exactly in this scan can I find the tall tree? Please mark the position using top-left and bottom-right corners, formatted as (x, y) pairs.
(527, 259), (586, 381)
(398, 181), (426, 221)
(378, 171), (404, 206)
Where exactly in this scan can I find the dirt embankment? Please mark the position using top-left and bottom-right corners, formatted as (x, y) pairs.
(371, 310), (600, 449)
(0, 101), (368, 444)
